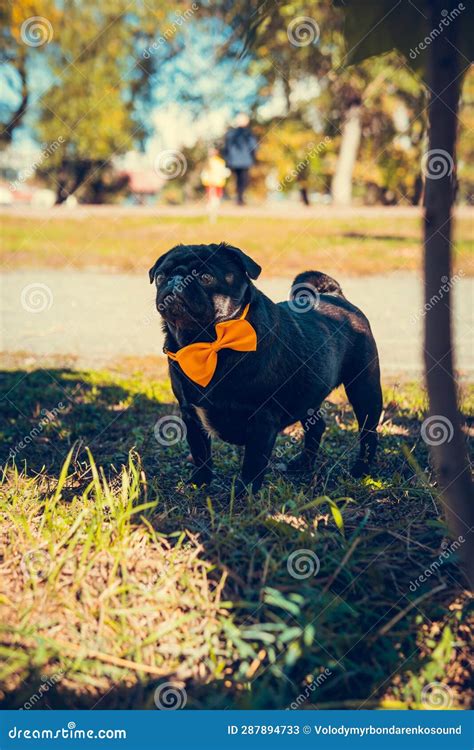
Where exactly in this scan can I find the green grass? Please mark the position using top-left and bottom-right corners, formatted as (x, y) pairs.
(2, 212), (473, 276)
(0, 366), (472, 709)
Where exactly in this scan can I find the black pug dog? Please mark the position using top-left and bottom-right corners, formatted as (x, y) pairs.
(149, 242), (382, 496)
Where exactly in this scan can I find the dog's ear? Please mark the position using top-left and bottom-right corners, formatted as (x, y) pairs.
(148, 251), (170, 284)
(220, 243), (261, 280)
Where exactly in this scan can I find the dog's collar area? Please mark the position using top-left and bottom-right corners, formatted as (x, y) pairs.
(164, 303), (256, 387)
(163, 303), (251, 355)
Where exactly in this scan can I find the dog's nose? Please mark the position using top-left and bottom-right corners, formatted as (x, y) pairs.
(169, 275), (184, 290)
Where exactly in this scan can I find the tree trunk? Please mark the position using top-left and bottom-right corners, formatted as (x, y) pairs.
(331, 103), (362, 206)
(1, 56), (28, 148)
(55, 160), (91, 204)
(424, 0), (474, 586)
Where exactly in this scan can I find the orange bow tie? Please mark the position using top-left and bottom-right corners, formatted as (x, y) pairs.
(166, 303), (257, 387)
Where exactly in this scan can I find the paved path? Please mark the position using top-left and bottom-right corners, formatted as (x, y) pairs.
(2, 204), (473, 220)
(2, 270), (473, 377)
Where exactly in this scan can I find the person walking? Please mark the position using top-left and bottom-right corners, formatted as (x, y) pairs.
(223, 113), (257, 206)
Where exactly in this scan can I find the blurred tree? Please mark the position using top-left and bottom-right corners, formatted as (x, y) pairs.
(0, 0), (61, 146)
(4, 0), (190, 202)
(40, 0), (188, 203)
(222, 0), (426, 205)
(161, 139), (209, 203)
(350, 61), (427, 204)
(221, 0), (348, 202)
(230, 0), (341, 113)
(257, 116), (331, 202)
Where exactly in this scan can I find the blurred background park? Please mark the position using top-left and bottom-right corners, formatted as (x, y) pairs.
(0, 0), (473, 712)
(1, 0), (473, 375)
(1, 0), (473, 209)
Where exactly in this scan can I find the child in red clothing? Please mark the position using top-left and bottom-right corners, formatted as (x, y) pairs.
(201, 147), (230, 212)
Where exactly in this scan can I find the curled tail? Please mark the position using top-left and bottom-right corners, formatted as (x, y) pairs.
(290, 270), (345, 303)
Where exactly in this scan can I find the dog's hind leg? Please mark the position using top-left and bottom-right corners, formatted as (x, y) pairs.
(286, 413), (326, 473)
(344, 362), (382, 478)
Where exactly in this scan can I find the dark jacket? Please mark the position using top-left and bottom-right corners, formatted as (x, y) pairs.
(223, 126), (257, 170)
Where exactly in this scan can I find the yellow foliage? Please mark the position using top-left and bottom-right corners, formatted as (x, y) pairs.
(10, 0), (61, 42)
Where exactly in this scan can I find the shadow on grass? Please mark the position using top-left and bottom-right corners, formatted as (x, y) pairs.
(0, 369), (472, 710)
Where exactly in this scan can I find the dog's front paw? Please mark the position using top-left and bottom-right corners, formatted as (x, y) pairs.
(188, 466), (214, 486)
(284, 453), (315, 475)
(350, 459), (370, 479)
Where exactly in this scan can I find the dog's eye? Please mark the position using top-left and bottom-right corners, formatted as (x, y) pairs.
(155, 273), (165, 285)
(200, 273), (214, 285)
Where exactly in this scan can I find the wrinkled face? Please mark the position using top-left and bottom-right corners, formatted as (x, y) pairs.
(149, 243), (261, 331)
